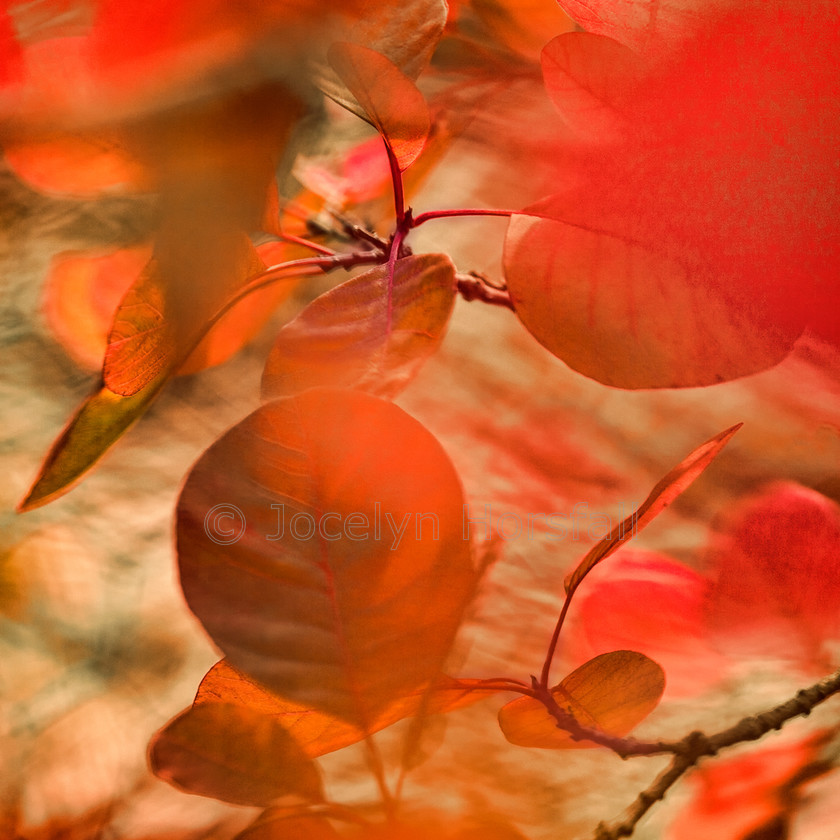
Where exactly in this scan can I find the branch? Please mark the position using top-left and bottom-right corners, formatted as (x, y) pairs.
(587, 667), (840, 839)
(456, 272), (515, 310)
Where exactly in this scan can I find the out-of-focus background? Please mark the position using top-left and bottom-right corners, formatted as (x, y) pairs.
(2, 1), (840, 838)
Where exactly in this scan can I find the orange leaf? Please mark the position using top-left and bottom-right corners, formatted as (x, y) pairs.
(3, 131), (152, 197)
(328, 42), (430, 171)
(498, 651), (664, 749)
(149, 702), (323, 807)
(176, 389), (478, 729)
(261, 254), (455, 400)
(103, 233), (265, 395)
(195, 661), (491, 759)
(468, 0), (576, 62)
(564, 423), (741, 595)
(19, 244), (313, 511)
(540, 32), (642, 141)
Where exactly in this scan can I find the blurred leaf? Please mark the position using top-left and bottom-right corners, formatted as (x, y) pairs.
(103, 227), (265, 396)
(563, 551), (729, 700)
(668, 730), (832, 840)
(540, 32), (641, 140)
(177, 389), (478, 729)
(261, 254), (455, 400)
(314, 0), (447, 117)
(564, 423), (741, 595)
(2, 131), (152, 197)
(102, 84), (302, 398)
(468, 0), (576, 62)
(498, 651), (664, 748)
(235, 810), (342, 840)
(705, 483), (840, 670)
(328, 42), (430, 171)
(149, 702), (323, 807)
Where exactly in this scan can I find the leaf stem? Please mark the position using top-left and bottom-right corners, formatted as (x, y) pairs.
(384, 139), (407, 225)
(204, 250), (383, 339)
(411, 208), (516, 227)
(277, 233), (337, 256)
(539, 592), (573, 690)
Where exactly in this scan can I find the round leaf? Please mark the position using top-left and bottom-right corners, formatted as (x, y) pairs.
(177, 389), (477, 729)
(498, 650), (665, 748)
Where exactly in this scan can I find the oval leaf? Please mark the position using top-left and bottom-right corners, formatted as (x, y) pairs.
(504, 212), (800, 388)
(564, 423), (741, 595)
(18, 381), (162, 512)
(328, 42), (430, 171)
(261, 253), (455, 400)
(176, 389), (478, 729)
(498, 651), (665, 749)
(149, 702), (323, 807)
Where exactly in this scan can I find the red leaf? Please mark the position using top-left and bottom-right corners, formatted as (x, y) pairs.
(564, 551), (730, 699)
(498, 651), (664, 749)
(328, 42), (430, 171)
(667, 731), (832, 840)
(149, 702), (323, 807)
(503, 211), (801, 388)
(176, 389), (478, 729)
(556, 0), (714, 50)
(704, 483), (840, 672)
(506, 4), (840, 387)
(564, 423), (740, 595)
(261, 254), (456, 400)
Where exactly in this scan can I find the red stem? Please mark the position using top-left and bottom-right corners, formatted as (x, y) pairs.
(411, 208), (515, 227)
(540, 591), (573, 690)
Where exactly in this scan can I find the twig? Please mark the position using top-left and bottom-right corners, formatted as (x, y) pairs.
(456, 271), (515, 310)
(585, 667), (840, 839)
